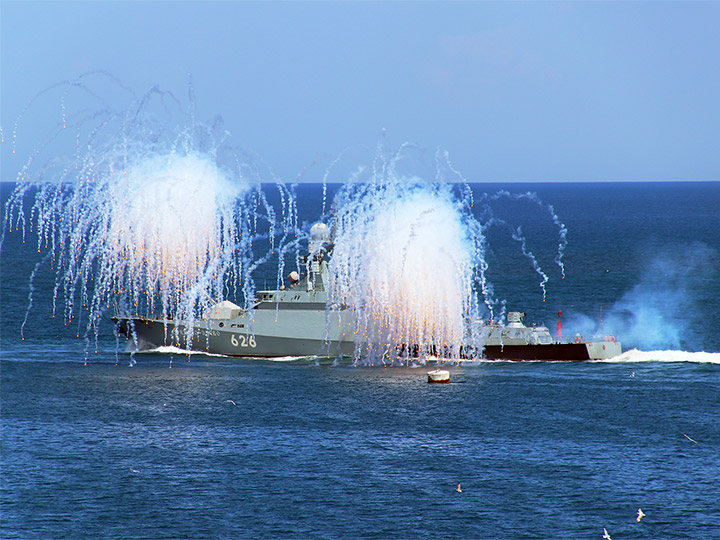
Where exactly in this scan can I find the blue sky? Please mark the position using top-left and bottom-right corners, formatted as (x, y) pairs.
(2, 1), (719, 182)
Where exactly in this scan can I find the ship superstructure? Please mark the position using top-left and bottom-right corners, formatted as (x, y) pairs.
(114, 224), (621, 361)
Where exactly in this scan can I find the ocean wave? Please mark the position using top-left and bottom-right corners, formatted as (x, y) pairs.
(135, 345), (228, 358)
(264, 355), (321, 362)
(599, 349), (720, 364)
(135, 346), (316, 362)
(123, 344), (720, 365)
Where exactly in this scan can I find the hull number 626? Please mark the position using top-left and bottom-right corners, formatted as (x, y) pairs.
(231, 334), (257, 348)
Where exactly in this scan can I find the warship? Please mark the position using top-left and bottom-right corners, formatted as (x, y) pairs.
(113, 224), (622, 361)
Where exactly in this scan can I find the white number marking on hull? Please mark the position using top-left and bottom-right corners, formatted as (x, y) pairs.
(231, 334), (256, 348)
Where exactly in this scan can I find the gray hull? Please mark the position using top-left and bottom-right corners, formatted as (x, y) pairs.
(113, 249), (622, 362)
(114, 313), (622, 361)
(115, 317), (355, 358)
(115, 298), (355, 358)
(482, 342), (622, 361)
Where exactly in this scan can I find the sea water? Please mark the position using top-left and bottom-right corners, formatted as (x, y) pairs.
(2, 181), (720, 539)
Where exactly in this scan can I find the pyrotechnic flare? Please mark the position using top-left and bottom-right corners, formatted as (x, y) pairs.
(3, 73), (294, 351)
(330, 177), (486, 364)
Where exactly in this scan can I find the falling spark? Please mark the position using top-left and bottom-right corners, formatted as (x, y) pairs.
(683, 433), (698, 444)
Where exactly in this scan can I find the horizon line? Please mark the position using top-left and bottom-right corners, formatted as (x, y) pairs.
(1, 179), (719, 185)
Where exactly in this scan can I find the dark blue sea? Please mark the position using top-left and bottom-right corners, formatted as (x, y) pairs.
(2, 182), (720, 539)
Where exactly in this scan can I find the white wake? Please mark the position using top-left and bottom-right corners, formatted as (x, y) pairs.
(599, 349), (720, 364)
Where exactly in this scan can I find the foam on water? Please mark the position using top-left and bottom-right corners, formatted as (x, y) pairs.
(127, 344), (310, 363)
(136, 345), (228, 358)
(599, 349), (720, 364)
(263, 355), (319, 362)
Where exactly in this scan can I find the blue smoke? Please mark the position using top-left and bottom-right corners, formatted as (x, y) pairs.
(566, 243), (718, 351)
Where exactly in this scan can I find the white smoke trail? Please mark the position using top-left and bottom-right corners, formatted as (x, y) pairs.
(20, 254), (51, 340)
(481, 190), (568, 279)
(511, 226), (549, 301)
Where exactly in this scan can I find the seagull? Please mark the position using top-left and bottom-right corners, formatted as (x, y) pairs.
(636, 508), (645, 522)
(456, 483), (462, 493)
(602, 527), (612, 540)
(129, 468), (140, 473)
(683, 433), (698, 444)
(226, 399), (236, 406)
